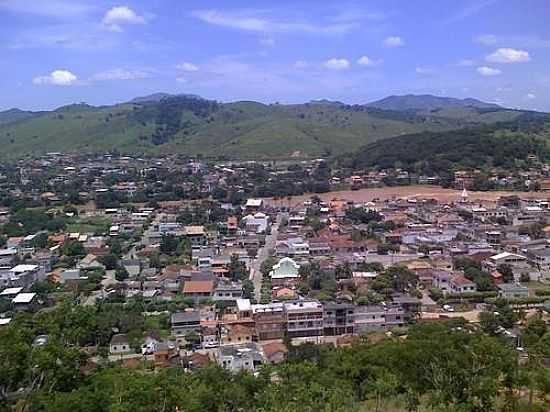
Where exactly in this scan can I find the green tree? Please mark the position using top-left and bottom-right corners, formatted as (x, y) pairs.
(99, 253), (118, 270)
(497, 264), (515, 283)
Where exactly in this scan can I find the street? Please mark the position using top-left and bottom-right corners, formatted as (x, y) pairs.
(250, 214), (281, 301)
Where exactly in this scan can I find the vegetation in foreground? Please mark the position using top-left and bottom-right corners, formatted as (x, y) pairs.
(2, 303), (550, 412)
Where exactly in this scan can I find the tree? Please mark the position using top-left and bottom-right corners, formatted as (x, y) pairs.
(62, 241), (85, 257)
(242, 279), (254, 299)
(260, 257), (276, 277)
(497, 263), (515, 283)
(115, 266), (129, 282)
(99, 253), (118, 270)
(519, 223), (545, 239)
(31, 232), (49, 249)
(453, 256), (480, 271)
(0, 234), (6, 248)
(228, 254), (248, 282)
(160, 234), (179, 255)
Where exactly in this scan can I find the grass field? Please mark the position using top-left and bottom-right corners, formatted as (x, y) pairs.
(66, 216), (112, 235)
(0, 98), (531, 160)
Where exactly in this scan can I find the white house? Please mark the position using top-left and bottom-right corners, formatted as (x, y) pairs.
(242, 213), (269, 234)
(269, 257), (300, 281)
(109, 334), (131, 355)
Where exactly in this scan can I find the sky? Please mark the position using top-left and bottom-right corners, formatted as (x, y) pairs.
(1, 0), (549, 111)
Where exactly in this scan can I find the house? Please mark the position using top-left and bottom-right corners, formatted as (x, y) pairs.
(12, 292), (38, 311)
(272, 287), (297, 300)
(213, 279), (243, 303)
(0, 287), (23, 300)
(220, 324), (254, 345)
(122, 259), (141, 277)
(0, 264), (43, 288)
(270, 257), (300, 286)
(183, 280), (214, 302)
(323, 302), (356, 336)
(153, 342), (179, 368)
(497, 283), (529, 299)
(201, 327), (219, 348)
(171, 310), (201, 337)
(216, 343), (266, 373)
(110, 334), (131, 355)
(284, 300), (324, 338)
(392, 295), (422, 318)
(261, 342), (288, 364)
(59, 268), (88, 284)
(242, 213), (269, 234)
(183, 226), (207, 246)
(77, 254), (105, 271)
(433, 270), (453, 294)
(449, 275), (477, 294)
(245, 198), (263, 212)
(354, 305), (387, 332)
(184, 352), (211, 370)
(483, 252), (527, 272)
(236, 298), (253, 319)
(252, 303), (286, 341)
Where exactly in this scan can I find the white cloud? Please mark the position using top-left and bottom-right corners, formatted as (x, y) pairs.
(176, 77), (188, 83)
(384, 36), (404, 47)
(33, 69), (78, 86)
(102, 6), (147, 31)
(191, 9), (357, 35)
(477, 66), (501, 76)
(90, 68), (150, 81)
(457, 59), (474, 66)
(443, 0), (497, 25)
(525, 93), (536, 100)
(474, 34), (497, 45)
(357, 56), (382, 66)
(177, 62), (199, 72)
(0, 0), (93, 18)
(415, 67), (435, 75)
(474, 34), (550, 49)
(486, 48), (531, 63)
(324, 58), (350, 70)
(259, 37), (275, 47)
(294, 60), (309, 69)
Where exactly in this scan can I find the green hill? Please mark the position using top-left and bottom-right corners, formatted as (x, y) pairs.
(340, 112), (550, 174)
(0, 95), (542, 160)
(365, 94), (502, 111)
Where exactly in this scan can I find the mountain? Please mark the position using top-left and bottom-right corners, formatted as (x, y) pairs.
(341, 111), (550, 174)
(0, 94), (539, 160)
(129, 93), (204, 104)
(0, 108), (42, 126)
(365, 94), (502, 111)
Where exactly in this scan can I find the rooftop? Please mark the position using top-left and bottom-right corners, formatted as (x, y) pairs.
(12, 292), (37, 304)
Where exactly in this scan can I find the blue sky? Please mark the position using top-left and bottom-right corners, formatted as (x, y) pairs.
(1, 0), (549, 111)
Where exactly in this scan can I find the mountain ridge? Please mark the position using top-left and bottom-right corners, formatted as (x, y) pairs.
(0, 93), (543, 160)
(365, 94), (502, 111)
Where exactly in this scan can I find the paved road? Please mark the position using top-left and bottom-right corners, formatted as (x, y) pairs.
(250, 214), (281, 301)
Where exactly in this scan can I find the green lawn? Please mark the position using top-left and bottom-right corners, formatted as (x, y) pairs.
(66, 217), (112, 235)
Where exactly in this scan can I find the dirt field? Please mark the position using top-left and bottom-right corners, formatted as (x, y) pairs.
(265, 185), (546, 207)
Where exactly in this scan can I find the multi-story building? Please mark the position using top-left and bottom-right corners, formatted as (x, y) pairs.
(0, 264), (44, 288)
(212, 279), (243, 304)
(252, 303), (286, 341)
(354, 305), (405, 332)
(323, 302), (355, 336)
(171, 310), (201, 338)
(284, 300), (324, 338)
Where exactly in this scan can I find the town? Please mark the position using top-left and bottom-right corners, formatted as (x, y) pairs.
(2, 151), (550, 378)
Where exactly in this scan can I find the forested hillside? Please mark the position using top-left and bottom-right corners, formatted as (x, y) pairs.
(0, 94), (532, 160)
(3, 304), (549, 412)
(341, 112), (550, 174)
